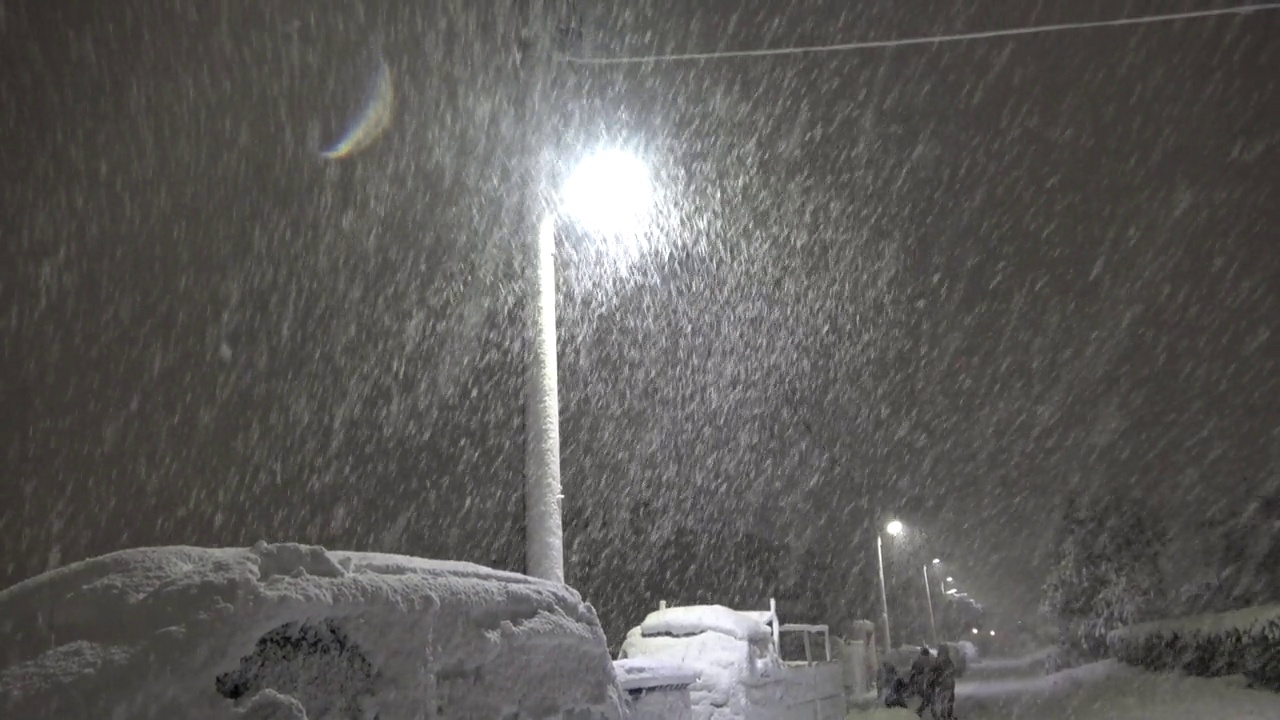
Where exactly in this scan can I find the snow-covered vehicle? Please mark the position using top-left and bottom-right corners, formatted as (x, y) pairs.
(617, 601), (846, 720)
(0, 542), (624, 719)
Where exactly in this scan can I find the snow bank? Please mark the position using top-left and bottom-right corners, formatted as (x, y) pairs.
(613, 657), (698, 691)
(638, 605), (772, 642)
(956, 659), (1280, 720)
(953, 641), (979, 665)
(1108, 604), (1280, 690)
(0, 543), (623, 719)
(1111, 603), (1280, 640)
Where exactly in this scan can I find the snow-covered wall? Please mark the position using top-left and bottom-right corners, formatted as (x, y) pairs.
(0, 543), (624, 719)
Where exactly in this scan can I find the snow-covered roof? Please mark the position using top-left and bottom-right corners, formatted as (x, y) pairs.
(639, 604), (772, 642)
(0, 542), (623, 720)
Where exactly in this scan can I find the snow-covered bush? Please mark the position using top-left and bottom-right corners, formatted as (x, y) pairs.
(0, 543), (624, 719)
(1108, 604), (1280, 691)
(1041, 498), (1165, 664)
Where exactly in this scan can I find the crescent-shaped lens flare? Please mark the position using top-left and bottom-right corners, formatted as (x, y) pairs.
(321, 59), (394, 160)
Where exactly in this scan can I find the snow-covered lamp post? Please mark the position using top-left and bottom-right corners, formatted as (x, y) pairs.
(876, 520), (904, 651)
(525, 149), (653, 584)
(922, 563), (938, 646)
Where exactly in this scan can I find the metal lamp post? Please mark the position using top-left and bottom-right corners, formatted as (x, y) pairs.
(923, 563), (939, 646)
(525, 149), (653, 583)
(876, 520), (904, 651)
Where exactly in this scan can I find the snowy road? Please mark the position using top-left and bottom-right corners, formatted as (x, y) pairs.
(950, 653), (1280, 720)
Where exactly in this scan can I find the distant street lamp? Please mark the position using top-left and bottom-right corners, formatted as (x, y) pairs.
(922, 563), (939, 646)
(875, 520), (903, 651)
(525, 148), (653, 583)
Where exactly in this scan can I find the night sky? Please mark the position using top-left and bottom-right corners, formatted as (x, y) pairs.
(2, 1), (1277, 643)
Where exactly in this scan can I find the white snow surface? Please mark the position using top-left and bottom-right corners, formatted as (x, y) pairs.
(0, 542), (624, 719)
(952, 655), (1280, 720)
(637, 605), (772, 642)
(620, 627), (785, 720)
(612, 657), (699, 691)
(1108, 603), (1280, 642)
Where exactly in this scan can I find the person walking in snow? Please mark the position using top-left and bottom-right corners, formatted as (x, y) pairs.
(881, 662), (909, 708)
(909, 646), (936, 716)
(930, 644), (959, 720)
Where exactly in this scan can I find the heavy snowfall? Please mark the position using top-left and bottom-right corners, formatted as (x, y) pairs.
(2, 1), (1277, 718)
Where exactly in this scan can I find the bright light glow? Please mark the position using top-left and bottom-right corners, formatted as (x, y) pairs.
(932, 558), (941, 565)
(990, 630), (996, 636)
(560, 149), (654, 237)
(971, 628), (979, 635)
(946, 576), (954, 582)
(885, 520), (904, 536)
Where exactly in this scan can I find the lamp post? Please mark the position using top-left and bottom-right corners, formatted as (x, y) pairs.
(922, 564), (938, 646)
(525, 149), (653, 583)
(876, 520), (903, 651)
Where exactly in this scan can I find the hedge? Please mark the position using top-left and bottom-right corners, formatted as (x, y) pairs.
(1108, 604), (1280, 691)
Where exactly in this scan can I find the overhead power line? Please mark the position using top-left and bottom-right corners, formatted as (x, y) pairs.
(562, 3), (1280, 65)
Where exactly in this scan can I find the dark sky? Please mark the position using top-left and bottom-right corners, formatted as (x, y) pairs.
(2, 0), (1277, 641)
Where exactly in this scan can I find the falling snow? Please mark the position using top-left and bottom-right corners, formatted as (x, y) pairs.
(1, 1), (1277, 717)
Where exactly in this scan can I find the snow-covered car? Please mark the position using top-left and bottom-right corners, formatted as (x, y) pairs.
(0, 542), (624, 719)
(618, 604), (845, 720)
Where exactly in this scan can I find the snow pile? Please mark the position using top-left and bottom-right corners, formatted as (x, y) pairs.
(1108, 604), (1280, 690)
(639, 605), (772, 642)
(613, 657), (698, 691)
(953, 641), (979, 665)
(957, 659), (1280, 719)
(620, 607), (788, 720)
(0, 543), (623, 719)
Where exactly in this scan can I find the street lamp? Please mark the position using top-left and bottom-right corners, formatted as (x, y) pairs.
(875, 520), (902, 651)
(922, 563), (939, 646)
(526, 148), (653, 583)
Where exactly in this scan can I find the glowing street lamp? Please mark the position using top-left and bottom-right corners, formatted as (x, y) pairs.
(525, 148), (654, 583)
(875, 520), (902, 651)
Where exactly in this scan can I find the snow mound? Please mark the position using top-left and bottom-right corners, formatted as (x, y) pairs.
(954, 641), (979, 665)
(619, 609), (788, 717)
(613, 657), (699, 691)
(1108, 604), (1280, 690)
(638, 604), (772, 642)
(1110, 603), (1280, 641)
(0, 542), (623, 719)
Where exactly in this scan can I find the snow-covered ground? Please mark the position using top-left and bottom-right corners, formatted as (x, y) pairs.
(956, 653), (1280, 720)
(849, 650), (1280, 720)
